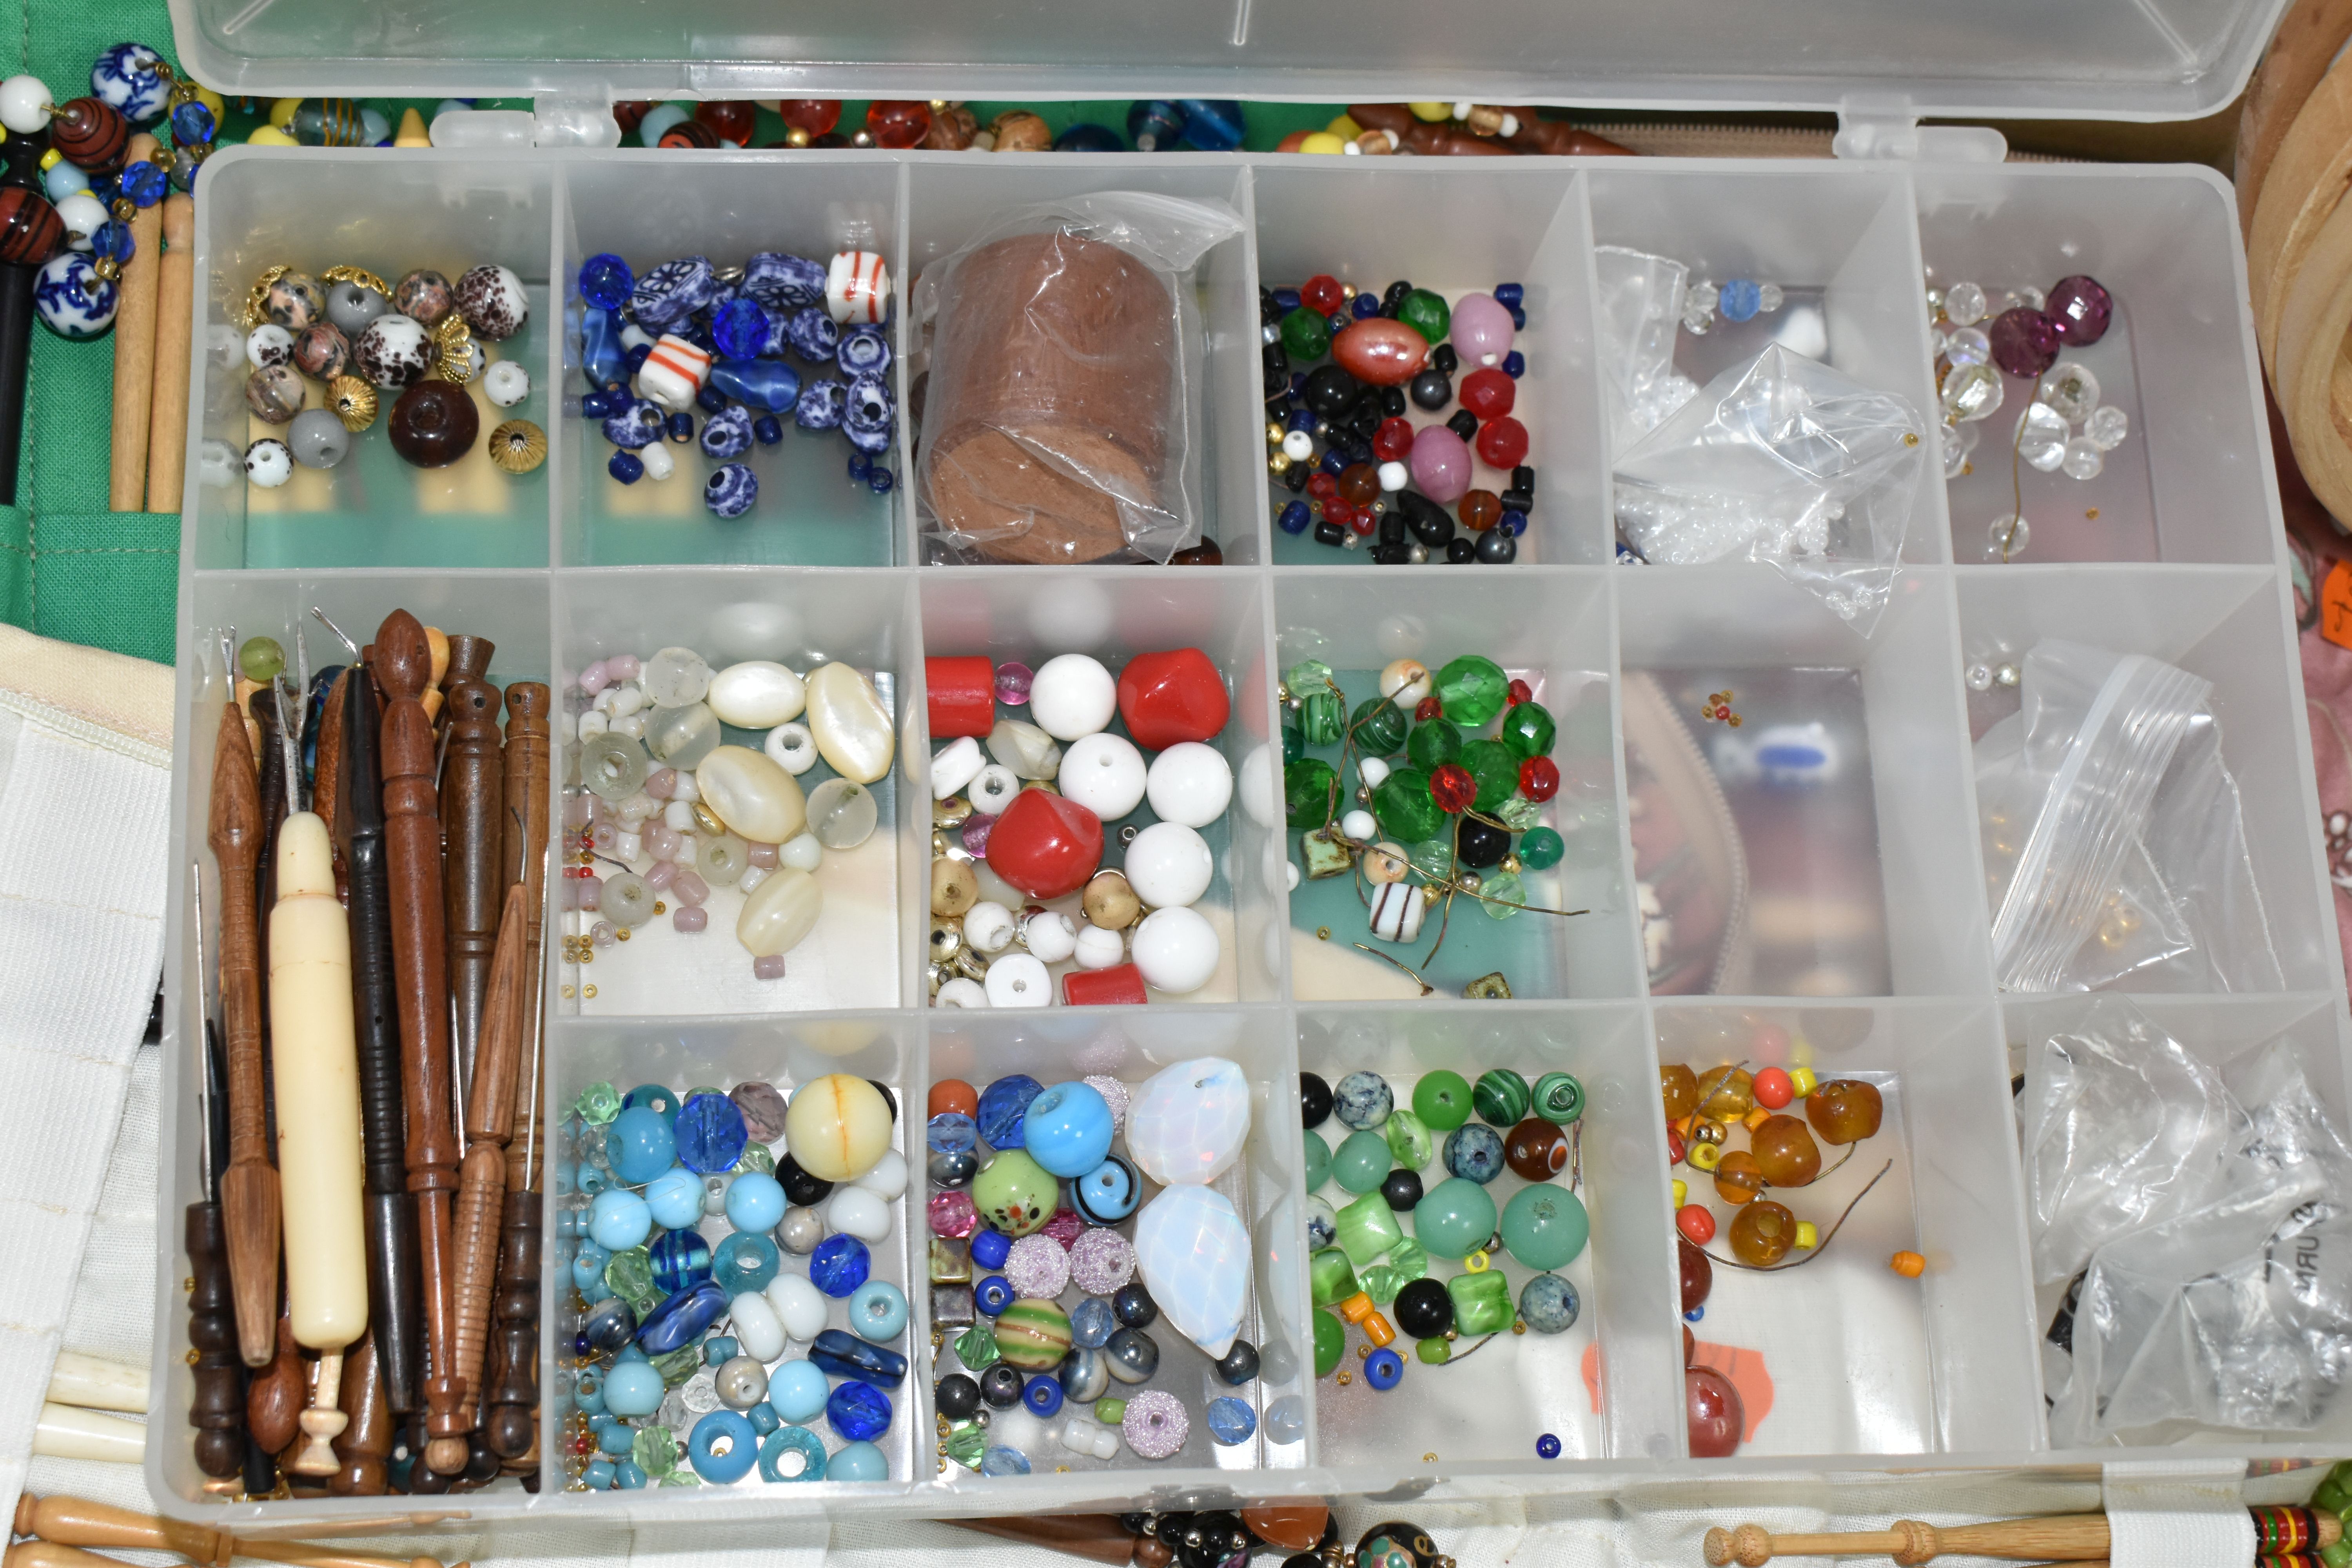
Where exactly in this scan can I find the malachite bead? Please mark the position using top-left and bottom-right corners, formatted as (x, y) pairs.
(1313, 1309), (1345, 1377)
(1285, 759), (1338, 827)
(1398, 288), (1450, 345)
(1412, 1070), (1474, 1131)
(1500, 1185), (1589, 1270)
(1474, 1069), (1531, 1127)
(1361, 1263), (1402, 1305)
(1281, 719), (1304, 766)
(1285, 658), (1336, 694)
(1280, 307), (1331, 361)
(1372, 768), (1445, 844)
(1383, 1108), (1433, 1170)
(1416, 1334), (1451, 1364)
(1303, 1128), (1332, 1192)
(1459, 739), (1518, 813)
(1436, 655), (1510, 729)
(1479, 869), (1525, 919)
(1388, 1237), (1429, 1282)
(972, 1148), (1057, 1236)
(954, 1323), (1001, 1370)
(1495, 795), (1543, 831)
(1298, 690), (1345, 748)
(1332, 1129), (1394, 1194)
(1413, 1176), (1497, 1259)
(1500, 700), (1555, 759)
(1350, 696), (1409, 755)
(1310, 1247), (1360, 1308)
(1518, 827), (1564, 870)
(1406, 718), (1462, 772)
(1448, 1267), (1514, 1336)
(944, 1423), (987, 1469)
(1336, 1189), (1405, 1266)
(1532, 1072), (1585, 1124)
(577, 1082), (622, 1125)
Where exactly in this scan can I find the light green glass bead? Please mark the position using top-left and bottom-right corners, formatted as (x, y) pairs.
(1500, 1184), (1590, 1270)
(632, 1425), (680, 1477)
(1388, 1237), (1430, 1283)
(1495, 795), (1544, 831)
(1413, 1176), (1497, 1259)
(1310, 1247), (1360, 1308)
(1407, 838), (1455, 882)
(1332, 1129), (1392, 1194)
(577, 1082), (622, 1125)
(604, 1247), (656, 1312)
(1436, 655), (1510, 728)
(944, 1422), (986, 1469)
(1383, 1108), (1433, 1171)
(736, 1142), (775, 1175)
(954, 1323), (1000, 1370)
(1336, 1189), (1404, 1266)
(652, 1345), (703, 1386)
(1361, 1264), (1401, 1306)
(659, 1469), (701, 1488)
(1478, 869), (1525, 918)
(1284, 659), (1335, 696)
(1448, 1267), (1514, 1336)
(238, 636), (286, 682)
(1094, 1397), (1127, 1425)
(1303, 1128), (1332, 1192)
(1416, 1335), (1451, 1364)
(1412, 1071), (1474, 1131)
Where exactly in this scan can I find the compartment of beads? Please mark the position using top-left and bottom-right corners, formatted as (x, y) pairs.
(193, 151), (558, 572)
(549, 1015), (922, 1497)
(916, 569), (1282, 1007)
(922, 1009), (1308, 1496)
(1273, 569), (1634, 1002)
(554, 569), (916, 1016)
(1297, 1004), (1680, 1474)
(1918, 167), (2270, 566)
(559, 155), (903, 568)
(1652, 1001), (2040, 1458)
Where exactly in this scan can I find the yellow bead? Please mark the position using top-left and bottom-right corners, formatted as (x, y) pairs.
(394, 106), (431, 147)
(37, 147), (60, 171)
(1464, 1249), (1490, 1273)
(1325, 114), (1362, 140)
(269, 98), (303, 129)
(247, 125), (298, 147)
(1672, 1179), (1687, 1207)
(1409, 102), (1453, 122)
(1298, 132), (1347, 156)
(1794, 1221), (1818, 1250)
(1686, 1142), (1721, 1173)
(192, 85), (227, 123)
(781, 1073), (892, 1182)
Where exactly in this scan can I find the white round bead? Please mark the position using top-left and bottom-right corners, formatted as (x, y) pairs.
(778, 833), (823, 872)
(1145, 742), (1232, 828)
(1022, 909), (1078, 964)
(969, 764), (1021, 815)
(1281, 430), (1314, 462)
(1123, 821), (1213, 909)
(576, 710), (610, 740)
(52, 192), (100, 252)
(931, 735), (985, 800)
(708, 661), (806, 728)
(964, 900), (1018, 955)
(1057, 732), (1147, 821)
(1131, 906), (1220, 995)
(0, 76), (52, 134)
(852, 1148), (909, 1199)
(764, 721), (818, 774)
(826, 1185), (892, 1241)
(1237, 745), (1279, 828)
(1359, 755), (1391, 789)
(936, 977), (989, 1008)
(484, 359), (532, 408)
(244, 439), (292, 488)
(1340, 809), (1377, 842)
(1029, 653), (1117, 741)
(763, 1274), (828, 1341)
(1377, 460), (1408, 492)
(1073, 924), (1126, 970)
(984, 951), (1052, 1008)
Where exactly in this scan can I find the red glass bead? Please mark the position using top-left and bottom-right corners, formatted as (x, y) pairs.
(925, 655), (996, 740)
(1458, 490), (1501, 532)
(1116, 647), (1230, 749)
(1301, 274), (1345, 314)
(1666, 1124), (1687, 1165)
(695, 102), (758, 146)
(1306, 472), (1338, 501)
(1475, 414), (1529, 470)
(1337, 462), (1379, 505)
(777, 100), (842, 135)
(1429, 763), (1476, 814)
(613, 102), (654, 134)
(1372, 417), (1414, 461)
(1414, 696), (1442, 722)
(1508, 679), (1533, 706)
(865, 100), (934, 149)
(1063, 962), (1149, 1006)
(985, 788), (1103, 900)
(659, 119), (720, 149)
(1348, 508), (1377, 537)
(1330, 317), (1428, 386)
(1675, 1204), (1716, 1245)
(1323, 501), (1352, 528)
(1687, 1367), (1744, 1459)
(1459, 367), (1516, 421)
(1988, 307), (2062, 378)
(1518, 756), (1559, 801)
(51, 98), (128, 174)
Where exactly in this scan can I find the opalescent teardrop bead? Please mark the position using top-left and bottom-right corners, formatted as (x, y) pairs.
(1133, 1184), (1252, 1360)
(1125, 1056), (1251, 1187)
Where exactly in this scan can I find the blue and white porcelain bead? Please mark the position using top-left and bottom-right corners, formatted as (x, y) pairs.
(699, 405), (754, 461)
(711, 357), (800, 413)
(794, 378), (846, 431)
(631, 255), (717, 332)
(1332, 1071), (1394, 1131)
(35, 253), (117, 339)
(843, 372), (894, 434)
(1126, 1057), (1251, 1187)
(1305, 1195), (1337, 1251)
(837, 324), (891, 377)
(91, 43), (169, 121)
(1443, 1122), (1506, 1184)
(705, 462), (758, 519)
(780, 305), (837, 363)
(1134, 1184), (1251, 1359)
(743, 251), (828, 313)
(602, 400), (662, 450)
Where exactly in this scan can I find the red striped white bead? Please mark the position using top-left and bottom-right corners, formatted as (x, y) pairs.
(826, 248), (891, 325)
(637, 332), (713, 413)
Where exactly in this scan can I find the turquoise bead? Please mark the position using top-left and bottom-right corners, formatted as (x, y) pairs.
(848, 1279), (909, 1343)
(644, 1167), (704, 1229)
(1332, 1129), (1393, 1194)
(1518, 827), (1565, 870)
(588, 1189), (652, 1250)
(1022, 1081), (1115, 1179)
(767, 1360), (830, 1424)
(723, 1171), (786, 1232)
(688, 1408), (759, 1483)
(610, 1105), (678, 1184)
(1303, 1128), (1331, 1192)
(828, 1440), (889, 1481)
(1414, 1176), (1497, 1259)
(604, 1359), (664, 1418)
(1500, 1184), (1590, 1270)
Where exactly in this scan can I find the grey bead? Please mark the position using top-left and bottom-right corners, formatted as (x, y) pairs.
(777, 1205), (825, 1255)
(286, 407), (351, 469)
(325, 279), (388, 336)
(1104, 1326), (1159, 1384)
(1057, 1347), (1109, 1403)
(928, 1148), (978, 1188)
(715, 1355), (769, 1409)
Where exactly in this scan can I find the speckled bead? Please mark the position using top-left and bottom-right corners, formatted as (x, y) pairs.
(391, 269), (453, 326)
(456, 263), (529, 339)
(354, 314), (434, 389)
(1333, 1071), (1394, 1131)
(705, 462), (758, 519)
(795, 377), (847, 430)
(1443, 1122), (1506, 1184)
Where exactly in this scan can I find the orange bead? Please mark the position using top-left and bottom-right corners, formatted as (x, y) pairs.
(1807, 1079), (1885, 1144)
(1459, 488), (1501, 532)
(1675, 1204), (1715, 1245)
(1361, 1310), (1396, 1348)
(1339, 1291), (1375, 1325)
(1750, 1114), (1821, 1188)
(1661, 1063), (1699, 1120)
(1890, 1250), (1926, 1278)
(1337, 462), (1380, 506)
(927, 1079), (978, 1119)
(1729, 1200), (1795, 1267)
(1742, 1105), (1770, 1131)
(1752, 1067), (1794, 1109)
(1712, 1149), (1764, 1206)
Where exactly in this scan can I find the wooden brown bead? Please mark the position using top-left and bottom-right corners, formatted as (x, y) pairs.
(387, 381), (479, 468)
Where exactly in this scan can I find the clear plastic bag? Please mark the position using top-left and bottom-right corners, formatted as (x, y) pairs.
(1976, 641), (2282, 994)
(1593, 246), (1697, 457)
(1612, 344), (1926, 628)
(912, 192), (1244, 565)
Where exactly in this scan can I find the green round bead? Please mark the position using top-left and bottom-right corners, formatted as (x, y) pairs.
(577, 1082), (621, 1125)
(1413, 1176), (1497, 1259)
(1397, 289), (1450, 345)
(1310, 1246), (1361, 1308)
(1416, 1334), (1452, 1365)
(1478, 869), (1524, 919)
(1500, 1184), (1590, 1270)
(238, 635), (286, 682)
(1285, 658), (1335, 692)
(1284, 758), (1337, 826)
(1299, 689), (1345, 747)
(971, 1147), (1057, 1236)
(1436, 655), (1510, 728)
(1332, 1128), (1393, 1193)
(1500, 699), (1556, 759)
(1280, 306), (1331, 361)
(1459, 739), (1518, 812)
(994, 1298), (1074, 1369)
(1412, 1070), (1474, 1131)
(1388, 1237), (1429, 1282)
(1518, 827), (1565, 870)
(1350, 696), (1409, 755)
(1383, 1108), (1433, 1170)
(1474, 1068), (1531, 1127)
(1095, 1396), (1127, 1424)
(737, 1141), (775, 1175)
(1281, 718), (1304, 765)
(1313, 1309), (1345, 1377)
(1372, 766), (1445, 844)
(604, 1247), (657, 1312)
(1406, 718), (1462, 771)
(1532, 1071), (1585, 1124)
(1303, 1128), (1331, 1192)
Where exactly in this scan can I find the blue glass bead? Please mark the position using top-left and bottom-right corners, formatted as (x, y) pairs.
(1023, 1082), (1114, 1178)
(743, 251), (827, 314)
(1500, 509), (1527, 538)
(695, 383), (726, 415)
(809, 1234), (871, 1297)
(602, 401), (661, 450)
(675, 1091), (749, 1173)
(639, 1279), (729, 1355)
(574, 1161), (609, 1196)
(596, 1423), (635, 1456)
(615, 1460), (647, 1488)
(91, 220), (134, 265)
(837, 324), (891, 377)
(665, 410), (696, 443)
(724, 1171), (784, 1233)
(573, 1366), (607, 1414)
(1070, 1297), (1115, 1349)
(1319, 449), (1347, 475)
(706, 461), (759, 519)
(749, 1403), (780, 1435)
(1364, 1347), (1404, 1390)
(826, 1380), (893, 1443)
(980, 1444), (1031, 1476)
(847, 1280), (910, 1344)
(976, 1075), (1044, 1149)
(758, 1423), (828, 1482)
(1536, 1432), (1561, 1459)
(1059, 1347), (1109, 1403)
(676, 314), (716, 354)
(1494, 282), (1524, 309)
(588, 1189), (652, 1250)
(603, 1359), (664, 1417)
(711, 357), (802, 413)
(1353, 292), (1381, 319)
(1444, 1123), (1506, 1184)
(1072, 1154), (1142, 1225)
(1055, 122), (1124, 152)
(1127, 99), (1187, 151)
(847, 450), (872, 481)
(1503, 350), (1526, 379)
(1508, 305), (1526, 330)
(1519, 1273), (1581, 1334)
(582, 308), (628, 388)
(624, 342), (653, 377)
(1706, 278), (1761, 325)
(1206, 1395), (1256, 1444)
(703, 1335), (739, 1365)
(753, 415), (784, 445)
(689, 1408), (759, 1484)
(712, 1231), (780, 1294)
(644, 1167), (704, 1230)
(582, 1458), (615, 1490)
(574, 1290), (637, 1354)
(572, 1242), (613, 1292)
(710, 297), (769, 361)
(119, 160), (166, 207)
(927, 1112), (978, 1154)
(579, 388), (616, 421)
(632, 255), (716, 330)
(1175, 98), (1245, 151)
(610, 1105), (678, 1184)
(1022, 1375), (1063, 1418)
(970, 1229), (1011, 1270)
(795, 377), (846, 430)
(1270, 287), (1302, 314)
(974, 1275), (1013, 1316)
(169, 100), (217, 147)
(42, 162), (89, 202)
(649, 1229), (713, 1294)
(579, 252), (635, 311)
(781, 305), (838, 363)
(1685, 1305), (1704, 1323)
(1278, 500), (1310, 536)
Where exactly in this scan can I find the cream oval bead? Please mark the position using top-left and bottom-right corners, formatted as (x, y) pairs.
(988, 719), (1062, 780)
(707, 661), (806, 728)
(763, 1273), (828, 1342)
(778, 833), (823, 872)
(852, 1148), (909, 1199)
(931, 735), (985, 800)
(695, 745), (806, 845)
(735, 866), (822, 958)
(826, 1185), (892, 1242)
(805, 663), (895, 783)
(729, 1291), (788, 1362)
(1029, 654), (1117, 741)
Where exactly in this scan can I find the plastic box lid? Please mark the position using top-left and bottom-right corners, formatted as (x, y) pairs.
(168, 0), (2287, 122)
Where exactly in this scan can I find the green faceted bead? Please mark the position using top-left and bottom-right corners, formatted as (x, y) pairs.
(1313, 1310), (1345, 1377)
(1310, 1247), (1361, 1308)
(1332, 1129), (1393, 1194)
(1336, 1189), (1405, 1266)
(1501, 1184), (1590, 1270)
(954, 1323), (1001, 1370)
(1413, 1070), (1474, 1131)
(1298, 690), (1345, 748)
(605, 1247), (656, 1311)
(1407, 838), (1455, 881)
(1281, 718), (1304, 766)
(1479, 868), (1526, 918)
(1460, 739), (1518, 812)
(1303, 1128), (1332, 1192)
(1474, 1069), (1530, 1126)
(1285, 759), (1337, 827)
(1416, 1334), (1452, 1365)
(1398, 289), (1450, 345)
(1448, 1268), (1514, 1336)
(1436, 655), (1510, 728)
(1500, 700), (1556, 759)
(1532, 1071), (1585, 1124)
(972, 1147), (1057, 1236)
(577, 1082), (621, 1125)
(1406, 719), (1462, 771)
(736, 1142), (775, 1175)
(1383, 1108), (1432, 1170)
(1280, 307), (1331, 361)
(1351, 697), (1409, 755)
(1372, 767), (1445, 844)
(1361, 1263), (1401, 1305)
(1495, 795), (1543, 831)
(1518, 827), (1565, 870)
(1414, 1176), (1497, 1259)
(1094, 1396), (1127, 1424)
(652, 1345), (703, 1386)
(1285, 658), (1336, 695)
(1388, 1237), (1430, 1282)
(659, 1469), (701, 1488)
(944, 1422), (987, 1469)
(632, 1425), (680, 1477)
(238, 635), (287, 682)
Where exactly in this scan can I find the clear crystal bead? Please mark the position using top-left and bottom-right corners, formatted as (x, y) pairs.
(2017, 403), (2069, 471)
(2085, 404), (2129, 450)
(1757, 282), (1784, 312)
(2016, 284), (2046, 311)
(1688, 280), (1720, 315)
(1945, 281), (1989, 327)
(2042, 360), (2101, 424)
(1941, 419), (1978, 479)
(1995, 662), (2022, 688)
(1966, 662), (1995, 691)
(1946, 327), (1991, 367)
(2061, 436), (2105, 480)
(1681, 308), (1711, 336)
(1941, 361), (2004, 423)
(1987, 514), (2031, 560)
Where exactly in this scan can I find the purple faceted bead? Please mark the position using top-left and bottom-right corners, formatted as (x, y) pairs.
(961, 813), (996, 858)
(2046, 275), (2112, 347)
(1988, 307), (2062, 379)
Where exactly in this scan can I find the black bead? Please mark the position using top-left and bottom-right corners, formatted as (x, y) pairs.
(1512, 464), (1535, 492)
(1263, 365), (1289, 398)
(1431, 343), (1459, 375)
(1379, 386), (1408, 417)
(1476, 529), (1517, 564)
(1313, 519), (1347, 547)
(1350, 403), (1383, 439)
(1393, 1276), (1454, 1339)
(935, 1373), (980, 1419)
(1380, 1167), (1424, 1211)
(1259, 291), (1281, 325)
(1382, 280), (1413, 309)
(1302, 364), (1361, 418)
(1445, 537), (1477, 563)
(1117, 1512), (1152, 1537)
(1300, 1071), (1332, 1129)
(1262, 343), (1289, 377)
(867, 1080), (897, 1121)
(1370, 543), (1412, 564)
(980, 1365), (1024, 1407)
(1397, 491), (1455, 548)
(1498, 487), (1534, 514)
(1446, 409), (1480, 441)
(1282, 1556), (1321, 1568)
(1284, 463), (1310, 493)
(777, 1152), (833, 1207)
(1112, 1282), (1158, 1328)
(927, 1147), (977, 1188)
(1456, 815), (1510, 866)
(1214, 1338), (1260, 1386)
(1156, 1514), (1194, 1547)
(1377, 507), (1405, 547)
(1408, 369), (1452, 411)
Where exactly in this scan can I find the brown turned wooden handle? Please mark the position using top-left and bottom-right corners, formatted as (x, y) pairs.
(483, 1185), (540, 1460)
(465, 884), (528, 1146)
(445, 1143), (505, 1446)
(312, 670), (348, 905)
(207, 698), (279, 1367)
(500, 682), (551, 1199)
(246, 1312), (304, 1459)
(439, 676), (503, 1094)
(1706, 1515), (2119, 1566)
(183, 1202), (245, 1479)
(330, 1335), (391, 1496)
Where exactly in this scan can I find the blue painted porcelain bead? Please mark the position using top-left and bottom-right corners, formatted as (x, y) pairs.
(632, 256), (716, 332)
(974, 1275), (1013, 1316)
(1333, 1071), (1394, 1132)
(1069, 1298), (1115, 1349)
(927, 1113), (979, 1153)
(579, 252), (634, 311)
(827, 1380), (892, 1443)
(829, 1440), (887, 1481)
(1205, 1395), (1256, 1443)
(809, 1233), (871, 1297)
(1279, 500), (1310, 535)
(711, 296), (769, 361)
(610, 1105), (678, 1184)
(1519, 1273), (1580, 1334)
(970, 1229), (1011, 1270)
(811, 1327), (908, 1386)
(767, 1359), (830, 1424)
(759, 1423), (827, 1481)
(976, 1075), (1045, 1149)
(34, 254), (117, 339)
(794, 377), (846, 430)
(602, 400), (661, 450)
(588, 1189), (652, 1250)
(1023, 1374), (1063, 1418)
(842, 374), (895, 450)
(606, 450), (645, 484)
(1443, 1123), (1506, 1184)
(688, 1408), (759, 1483)
(723, 1171), (785, 1233)
(847, 1280), (909, 1343)
(699, 405), (754, 460)
(665, 410), (695, 443)
(648, 1229), (713, 1294)
(711, 357), (802, 412)
(837, 324), (891, 377)
(753, 414), (784, 445)
(705, 462), (758, 519)
(712, 1232), (780, 1294)
(1022, 1082), (1114, 1178)
(637, 1279), (729, 1354)
(1072, 1154), (1142, 1225)
(675, 1091), (749, 1174)
(644, 1167), (704, 1230)
(91, 42), (169, 120)
(744, 251), (827, 313)
(781, 305), (838, 362)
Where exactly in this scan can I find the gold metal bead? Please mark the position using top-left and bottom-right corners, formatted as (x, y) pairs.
(786, 126), (811, 148)
(651, 901), (666, 915)
(615, 928), (629, 941)
(327, 375), (377, 433)
(240, 263), (290, 331)
(1500, 854), (1522, 875)
(430, 313), (478, 383)
(1268, 452), (1292, 476)
(582, 984), (596, 999)
(321, 264), (390, 296)
(1266, 420), (1284, 447)
(692, 802), (725, 836)
(1336, 1370), (1352, 1386)
(934, 795), (973, 829)
(488, 418), (548, 474)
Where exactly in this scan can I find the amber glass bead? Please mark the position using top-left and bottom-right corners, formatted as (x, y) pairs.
(1459, 489), (1501, 532)
(1750, 1114), (1821, 1187)
(1711, 1149), (1763, 1206)
(1503, 1116), (1567, 1182)
(1729, 1200), (1795, 1267)
(1807, 1080), (1883, 1144)
(1660, 1064), (1699, 1120)
(1698, 1066), (1754, 1120)
(1679, 1236), (1711, 1313)
(1338, 462), (1381, 505)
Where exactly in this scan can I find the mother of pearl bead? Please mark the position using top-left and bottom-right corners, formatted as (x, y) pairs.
(805, 662), (895, 784)
(695, 745), (806, 845)
(736, 865), (822, 958)
(707, 661), (807, 728)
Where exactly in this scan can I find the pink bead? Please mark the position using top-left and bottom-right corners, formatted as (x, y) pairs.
(1068, 1227), (1136, 1296)
(645, 767), (677, 799)
(1410, 424), (1473, 505)
(1005, 1232), (1072, 1297)
(577, 876), (601, 912)
(591, 921), (617, 948)
(579, 661), (610, 696)
(929, 1190), (979, 1238)
(1449, 291), (1515, 368)
(672, 870), (710, 907)
(994, 661), (1033, 706)
(672, 905), (708, 933)
(564, 795), (593, 828)
(608, 653), (642, 681)
(962, 813), (996, 858)
(1121, 1391), (1188, 1460)
(1041, 1206), (1083, 1249)
(1989, 307), (2062, 379)
(592, 822), (619, 853)
(752, 954), (787, 980)
(644, 822), (681, 861)
(746, 840), (779, 869)
(643, 858), (679, 891)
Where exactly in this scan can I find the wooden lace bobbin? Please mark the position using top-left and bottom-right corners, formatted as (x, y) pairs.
(2247, 38), (2352, 372)
(2268, 182), (2352, 525)
(2239, 0), (2352, 240)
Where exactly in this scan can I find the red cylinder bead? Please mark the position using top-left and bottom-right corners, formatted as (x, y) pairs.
(1062, 963), (1148, 1006)
(1116, 648), (1229, 750)
(926, 656), (997, 739)
(985, 789), (1103, 900)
